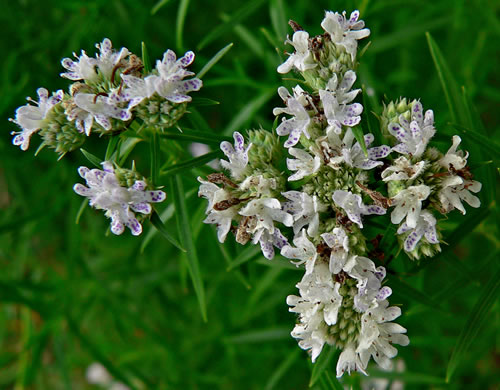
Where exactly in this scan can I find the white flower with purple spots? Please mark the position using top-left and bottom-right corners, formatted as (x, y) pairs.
(390, 185), (430, 229)
(438, 176), (481, 215)
(397, 210), (439, 252)
(61, 50), (99, 82)
(73, 162), (165, 236)
(281, 229), (318, 274)
(356, 300), (409, 371)
(220, 131), (252, 180)
(321, 10), (370, 61)
(239, 198), (293, 233)
(10, 88), (64, 151)
(94, 38), (130, 80)
(252, 227), (289, 260)
(327, 128), (390, 170)
(320, 88), (363, 134)
(287, 147), (321, 181)
(388, 102), (435, 157)
(438, 135), (469, 171)
(321, 227), (350, 274)
(273, 86), (313, 148)
(382, 156), (426, 182)
(333, 190), (386, 228)
(282, 191), (327, 236)
(277, 30), (317, 74)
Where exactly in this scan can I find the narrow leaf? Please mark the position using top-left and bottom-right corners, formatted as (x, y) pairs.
(352, 126), (368, 157)
(449, 123), (500, 160)
(149, 211), (185, 252)
(75, 199), (88, 225)
(171, 175), (207, 321)
(141, 42), (152, 73)
(160, 128), (231, 145)
(309, 346), (338, 387)
(388, 276), (445, 312)
(446, 266), (500, 382)
(322, 371), (344, 390)
(150, 132), (160, 186)
(197, 43), (234, 79)
(227, 244), (262, 271)
(105, 136), (120, 161)
(151, 0), (172, 15)
(190, 97), (220, 106)
(224, 327), (289, 343)
(118, 137), (143, 165)
(80, 148), (102, 168)
(197, 0), (268, 50)
(265, 349), (300, 390)
(160, 150), (222, 177)
(176, 0), (190, 52)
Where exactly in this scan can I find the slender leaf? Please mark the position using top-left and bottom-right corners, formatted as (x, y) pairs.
(197, 0), (268, 50)
(322, 371), (343, 390)
(309, 346), (337, 387)
(105, 136), (120, 161)
(149, 211), (185, 252)
(118, 137), (143, 165)
(151, 0), (172, 15)
(190, 97), (220, 106)
(368, 369), (446, 384)
(75, 199), (88, 225)
(449, 123), (500, 160)
(198, 43), (234, 79)
(387, 276), (446, 312)
(227, 244), (262, 271)
(265, 349), (300, 390)
(150, 132), (160, 186)
(160, 128), (231, 145)
(141, 41), (151, 73)
(80, 148), (102, 168)
(224, 327), (289, 343)
(269, 0), (287, 44)
(351, 126), (368, 157)
(160, 150), (222, 177)
(176, 0), (190, 52)
(446, 266), (500, 382)
(171, 175), (207, 321)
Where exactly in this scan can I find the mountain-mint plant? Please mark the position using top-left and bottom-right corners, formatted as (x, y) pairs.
(198, 9), (481, 377)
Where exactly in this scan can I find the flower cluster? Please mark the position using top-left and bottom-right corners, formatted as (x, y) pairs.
(10, 39), (202, 157)
(198, 9), (481, 377)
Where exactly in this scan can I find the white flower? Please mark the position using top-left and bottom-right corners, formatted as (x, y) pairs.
(438, 176), (481, 215)
(327, 129), (390, 170)
(203, 209), (237, 243)
(73, 162), (166, 236)
(61, 50), (99, 82)
(252, 227), (288, 260)
(388, 102), (435, 157)
(356, 300), (409, 371)
(321, 10), (370, 61)
(220, 131), (252, 180)
(382, 156), (426, 182)
(10, 88), (63, 151)
(277, 31), (317, 74)
(239, 198), (293, 232)
(321, 227), (350, 274)
(397, 210), (439, 252)
(281, 229), (318, 274)
(333, 190), (386, 228)
(438, 135), (469, 171)
(94, 38), (131, 80)
(282, 191), (327, 236)
(336, 344), (367, 377)
(240, 175), (278, 197)
(70, 92), (132, 135)
(287, 147), (321, 181)
(121, 74), (157, 108)
(86, 362), (112, 385)
(273, 86), (313, 148)
(287, 262), (343, 362)
(390, 185), (430, 229)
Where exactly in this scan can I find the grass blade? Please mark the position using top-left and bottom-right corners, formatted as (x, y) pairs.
(149, 210), (185, 252)
(160, 150), (222, 177)
(198, 42), (234, 79)
(387, 276), (445, 312)
(105, 136), (120, 161)
(190, 97), (220, 106)
(150, 132), (160, 186)
(176, 0), (190, 52)
(141, 41), (152, 73)
(446, 266), (500, 382)
(171, 175), (207, 321)
(321, 371), (343, 390)
(197, 0), (268, 50)
(265, 349), (300, 390)
(309, 345), (338, 387)
(227, 244), (262, 271)
(160, 128), (231, 145)
(151, 0), (172, 15)
(351, 126), (368, 157)
(75, 199), (88, 225)
(80, 148), (102, 168)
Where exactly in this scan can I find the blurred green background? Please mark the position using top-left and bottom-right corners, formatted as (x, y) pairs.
(0, 0), (498, 389)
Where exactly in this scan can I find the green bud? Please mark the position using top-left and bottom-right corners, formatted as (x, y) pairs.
(135, 96), (187, 130)
(380, 97), (419, 142)
(247, 129), (282, 169)
(114, 165), (148, 188)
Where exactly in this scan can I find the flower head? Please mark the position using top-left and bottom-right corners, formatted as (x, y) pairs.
(397, 210), (439, 252)
(220, 131), (252, 180)
(73, 162), (165, 235)
(278, 31), (317, 74)
(390, 185), (430, 229)
(287, 147), (321, 181)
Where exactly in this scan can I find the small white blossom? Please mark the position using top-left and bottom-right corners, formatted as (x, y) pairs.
(388, 102), (435, 157)
(252, 227), (288, 260)
(321, 10), (370, 61)
(327, 129), (390, 170)
(273, 86), (313, 148)
(438, 135), (469, 171)
(220, 131), (252, 180)
(397, 210), (439, 252)
(382, 156), (425, 182)
(10, 88), (64, 151)
(239, 198), (293, 232)
(390, 185), (430, 229)
(438, 176), (481, 215)
(240, 175), (278, 197)
(282, 191), (327, 236)
(287, 262), (343, 362)
(204, 209), (237, 243)
(333, 190), (386, 228)
(321, 227), (349, 274)
(94, 38), (131, 80)
(336, 344), (367, 377)
(356, 300), (409, 371)
(61, 50), (99, 82)
(277, 31), (317, 74)
(86, 362), (112, 385)
(73, 162), (165, 236)
(287, 147), (321, 181)
(281, 229), (318, 274)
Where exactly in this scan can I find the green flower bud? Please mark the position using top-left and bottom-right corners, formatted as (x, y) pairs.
(380, 98), (419, 142)
(135, 96), (187, 130)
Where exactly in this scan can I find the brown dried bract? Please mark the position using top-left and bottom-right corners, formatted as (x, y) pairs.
(206, 173), (238, 188)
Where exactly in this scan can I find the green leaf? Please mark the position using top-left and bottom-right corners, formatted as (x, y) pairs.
(150, 132), (160, 186)
(74, 199), (88, 225)
(197, 0), (268, 50)
(309, 346), (338, 387)
(197, 42), (234, 79)
(149, 211), (185, 252)
(321, 371), (343, 390)
(160, 150), (222, 177)
(151, 0), (172, 15)
(351, 126), (368, 157)
(160, 128), (231, 145)
(170, 175), (207, 321)
(227, 244), (262, 271)
(141, 42), (152, 73)
(367, 369), (446, 384)
(118, 137), (143, 165)
(80, 148), (102, 168)
(265, 349), (300, 390)
(446, 265), (500, 382)
(176, 0), (190, 52)
(190, 97), (220, 106)
(269, 0), (287, 44)
(224, 327), (289, 343)
(105, 136), (120, 161)
(387, 276), (445, 312)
